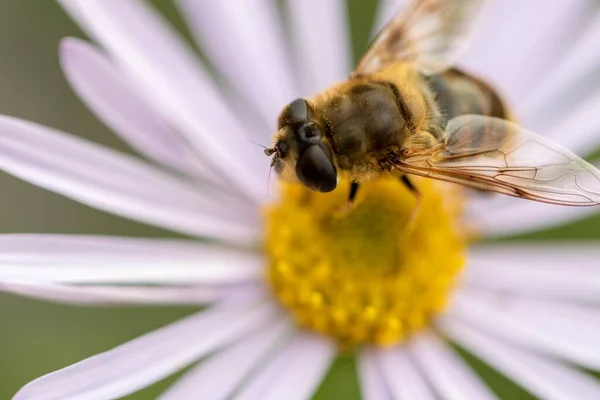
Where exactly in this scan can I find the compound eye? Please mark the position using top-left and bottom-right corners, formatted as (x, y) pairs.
(278, 98), (311, 128)
(295, 144), (337, 192)
(297, 122), (323, 144)
(289, 98), (310, 120)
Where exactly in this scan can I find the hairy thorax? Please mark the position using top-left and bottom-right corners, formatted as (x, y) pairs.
(315, 81), (407, 179)
(310, 62), (434, 181)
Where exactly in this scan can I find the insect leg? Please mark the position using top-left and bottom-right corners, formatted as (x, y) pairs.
(336, 181), (361, 215)
(400, 175), (421, 228)
(349, 181), (360, 203)
(400, 175), (419, 197)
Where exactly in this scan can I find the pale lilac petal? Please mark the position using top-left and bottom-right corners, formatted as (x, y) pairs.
(447, 289), (600, 370)
(160, 317), (292, 400)
(376, 346), (436, 400)
(543, 90), (600, 156)
(357, 348), (393, 400)
(498, 1), (595, 108)
(474, 184), (600, 238)
(463, 192), (513, 225)
(373, 0), (409, 35)
(0, 282), (255, 305)
(410, 333), (497, 400)
(58, 0), (269, 201)
(60, 37), (212, 177)
(0, 262), (261, 285)
(0, 235), (263, 284)
(178, 0), (298, 129)
(522, 10), (600, 129)
(521, 11), (600, 156)
(460, 0), (593, 112)
(15, 299), (280, 400)
(0, 234), (250, 264)
(0, 116), (259, 243)
(516, 6), (600, 157)
(234, 332), (335, 400)
(441, 317), (600, 400)
(58, 0), (93, 38)
(451, 0), (513, 74)
(0, 261), (262, 286)
(464, 244), (600, 303)
(231, 336), (296, 400)
(285, 0), (351, 96)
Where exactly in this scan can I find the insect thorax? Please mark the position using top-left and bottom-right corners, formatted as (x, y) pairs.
(317, 80), (408, 173)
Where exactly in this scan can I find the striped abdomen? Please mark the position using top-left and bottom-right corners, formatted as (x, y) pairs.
(427, 69), (507, 124)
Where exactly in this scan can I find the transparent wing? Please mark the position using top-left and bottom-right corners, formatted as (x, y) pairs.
(355, 0), (485, 76)
(398, 115), (600, 206)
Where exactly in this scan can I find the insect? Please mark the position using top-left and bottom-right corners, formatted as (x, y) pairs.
(265, 0), (600, 206)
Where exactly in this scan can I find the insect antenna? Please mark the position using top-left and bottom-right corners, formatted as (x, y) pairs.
(249, 140), (277, 157)
(249, 140), (269, 150)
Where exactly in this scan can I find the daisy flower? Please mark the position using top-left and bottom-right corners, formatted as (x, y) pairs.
(3, 0), (600, 399)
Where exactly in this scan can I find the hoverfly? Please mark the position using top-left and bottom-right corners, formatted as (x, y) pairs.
(265, 0), (600, 206)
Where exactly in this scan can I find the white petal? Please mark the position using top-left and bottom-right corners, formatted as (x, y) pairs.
(15, 299), (280, 400)
(234, 332), (335, 400)
(376, 345), (436, 400)
(178, 0), (298, 129)
(0, 282), (255, 305)
(358, 348), (393, 400)
(59, 0), (269, 201)
(464, 244), (600, 303)
(60, 37), (211, 177)
(160, 317), (292, 400)
(447, 289), (600, 370)
(441, 317), (600, 400)
(410, 333), (497, 400)
(0, 116), (259, 243)
(285, 0), (352, 96)
(0, 235), (263, 284)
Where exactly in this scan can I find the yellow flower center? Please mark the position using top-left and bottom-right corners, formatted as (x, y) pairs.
(264, 176), (467, 347)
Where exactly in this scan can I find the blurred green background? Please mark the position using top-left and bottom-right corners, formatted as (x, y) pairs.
(0, 1), (598, 399)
